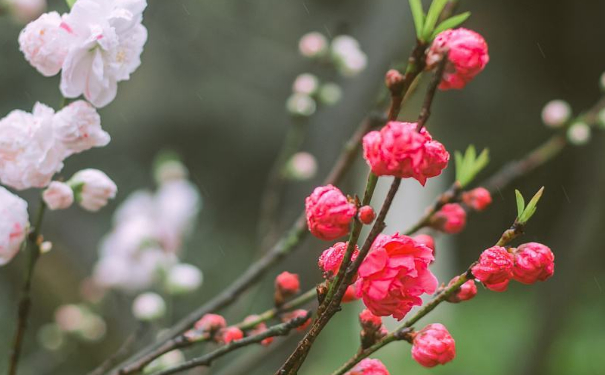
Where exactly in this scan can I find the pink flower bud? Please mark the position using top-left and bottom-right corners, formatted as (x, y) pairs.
(299, 32), (328, 58)
(216, 326), (244, 344)
(446, 276), (477, 303)
(282, 309), (311, 332)
(346, 358), (390, 375)
(411, 323), (456, 367)
(462, 187), (492, 211)
(359, 309), (382, 328)
(426, 28), (489, 90)
(275, 271), (300, 305)
(385, 69), (404, 93)
(358, 206), (376, 225)
(43, 181), (74, 210)
(512, 242), (555, 284)
(318, 242), (360, 278)
(305, 185), (357, 241)
(431, 204), (466, 234)
(472, 246), (514, 292)
(363, 122), (449, 186)
(286, 152), (317, 180)
(194, 314), (227, 333)
(243, 315), (273, 346)
(541, 100), (571, 128)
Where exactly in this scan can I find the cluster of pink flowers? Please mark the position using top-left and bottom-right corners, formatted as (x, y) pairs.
(426, 28), (489, 90)
(362, 121), (449, 186)
(356, 233), (437, 320)
(19, 0), (148, 107)
(472, 243), (554, 292)
(305, 185), (357, 240)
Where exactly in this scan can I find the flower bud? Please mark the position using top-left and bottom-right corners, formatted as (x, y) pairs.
(318, 242), (359, 278)
(461, 187), (492, 211)
(145, 350), (185, 374)
(512, 242), (554, 284)
(275, 271), (300, 305)
(305, 185), (357, 241)
(411, 323), (456, 367)
(359, 309), (386, 348)
(216, 326), (244, 344)
(43, 181), (74, 210)
(358, 205), (375, 225)
(285, 152), (317, 181)
(318, 83), (342, 106)
(0, 187), (29, 266)
(299, 32), (328, 58)
(194, 314), (227, 333)
(286, 93), (316, 117)
(345, 358), (390, 375)
(446, 276), (477, 303)
(70, 169), (117, 212)
(132, 293), (166, 321)
(430, 203), (466, 234)
(471, 246), (514, 292)
(243, 315), (273, 346)
(331, 35), (367, 77)
(385, 69), (404, 93)
(541, 100), (571, 128)
(292, 73), (319, 95)
(282, 309), (311, 332)
(165, 263), (203, 295)
(567, 122), (591, 145)
(40, 241), (53, 254)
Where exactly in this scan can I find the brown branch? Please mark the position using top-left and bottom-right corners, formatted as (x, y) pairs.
(149, 312), (312, 375)
(7, 202), (47, 375)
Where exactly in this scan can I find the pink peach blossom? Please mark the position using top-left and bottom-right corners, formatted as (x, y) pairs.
(305, 185), (356, 241)
(346, 358), (390, 375)
(431, 203), (466, 234)
(446, 276), (477, 303)
(512, 242), (554, 284)
(318, 241), (359, 278)
(411, 323), (456, 367)
(462, 187), (492, 211)
(472, 246), (514, 292)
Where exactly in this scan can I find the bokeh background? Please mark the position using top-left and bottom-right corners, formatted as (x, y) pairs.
(1, 0), (605, 374)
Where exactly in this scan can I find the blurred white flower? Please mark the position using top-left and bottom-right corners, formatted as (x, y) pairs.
(43, 181), (74, 210)
(0, 187), (29, 266)
(155, 180), (201, 252)
(567, 122), (591, 145)
(541, 100), (571, 128)
(145, 350), (185, 374)
(286, 93), (316, 117)
(70, 169), (117, 212)
(53, 100), (110, 154)
(166, 263), (203, 295)
(330, 35), (367, 77)
(292, 73), (319, 95)
(298, 32), (328, 58)
(132, 292), (166, 321)
(7, 0), (46, 23)
(286, 152), (317, 181)
(0, 103), (65, 190)
(55, 304), (85, 333)
(318, 83), (342, 106)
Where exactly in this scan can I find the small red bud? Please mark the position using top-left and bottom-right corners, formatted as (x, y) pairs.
(358, 205), (376, 225)
(274, 271), (300, 306)
(385, 69), (405, 93)
(216, 326), (244, 344)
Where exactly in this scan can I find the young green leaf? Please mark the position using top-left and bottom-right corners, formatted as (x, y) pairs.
(409, 0), (425, 40)
(430, 12), (471, 40)
(66, 0), (77, 8)
(422, 0), (449, 41)
(515, 190), (525, 218)
(519, 187), (545, 224)
(454, 150), (464, 183)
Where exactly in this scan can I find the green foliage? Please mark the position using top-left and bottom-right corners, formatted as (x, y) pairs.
(454, 145), (489, 188)
(408, 0), (471, 42)
(421, 0), (449, 41)
(515, 187), (545, 225)
(430, 11), (471, 40)
(409, 0), (425, 40)
(66, 0), (77, 8)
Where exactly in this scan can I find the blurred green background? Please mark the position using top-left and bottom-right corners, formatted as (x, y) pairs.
(1, 0), (605, 374)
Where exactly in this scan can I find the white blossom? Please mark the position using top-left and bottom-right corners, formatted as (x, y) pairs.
(165, 263), (203, 294)
(53, 100), (110, 154)
(0, 187), (29, 265)
(70, 169), (117, 211)
(43, 181), (74, 210)
(132, 292), (166, 321)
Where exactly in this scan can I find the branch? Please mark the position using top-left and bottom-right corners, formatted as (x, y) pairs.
(86, 323), (149, 375)
(150, 312), (312, 375)
(7, 201), (47, 375)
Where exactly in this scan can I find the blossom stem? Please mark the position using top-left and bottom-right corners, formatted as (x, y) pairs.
(149, 313), (312, 375)
(7, 201), (47, 375)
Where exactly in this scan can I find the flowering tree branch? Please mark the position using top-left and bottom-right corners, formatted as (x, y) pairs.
(7, 201), (47, 375)
(148, 312), (312, 375)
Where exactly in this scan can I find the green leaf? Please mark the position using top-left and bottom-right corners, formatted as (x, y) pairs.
(455, 145), (489, 188)
(430, 12), (471, 40)
(66, 0), (77, 8)
(454, 150), (464, 183)
(519, 187), (545, 224)
(515, 190), (525, 218)
(422, 0), (449, 41)
(409, 0), (425, 40)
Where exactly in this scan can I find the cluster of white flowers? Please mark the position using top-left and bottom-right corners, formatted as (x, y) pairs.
(37, 303), (107, 351)
(19, 0), (148, 108)
(0, 100), (109, 191)
(93, 159), (202, 294)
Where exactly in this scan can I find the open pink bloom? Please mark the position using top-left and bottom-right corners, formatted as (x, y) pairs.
(0, 187), (29, 266)
(512, 242), (555, 284)
(356, 233), (437, 320)
(217, 326), (243, 344)
(462, 187), (492, 211)
(431, 203), (466, 234)
(412, 323), (456, 367)
(318, 241), (359, 278)
(53, 100), (110, 154)
(472, 246), (514, 292)
(362, 121), (449, 185)
(426, 28), (489, 90)
(243, 315), (273, 346)
(305, 185), (356, 241)
(346, 358), (390, 375)
(194, 314), (226, 332)
(446, 276), (477, 303)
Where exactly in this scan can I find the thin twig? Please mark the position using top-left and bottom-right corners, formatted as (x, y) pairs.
(86, 323), (149, 375)
(7, 201), (47, 375)
(150, 312), (312, 375)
